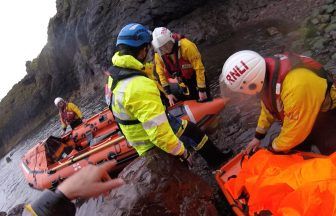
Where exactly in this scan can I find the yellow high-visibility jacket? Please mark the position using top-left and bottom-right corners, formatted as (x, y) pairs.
(59, 102), (83, 129)
(109, 52), (185, 156)
(143, 61), (167, 97)
(256, 68), (336, 151)
(154, 38), (206, 90)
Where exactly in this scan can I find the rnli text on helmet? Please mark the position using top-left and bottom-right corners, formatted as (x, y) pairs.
(226, 61), (249, 85)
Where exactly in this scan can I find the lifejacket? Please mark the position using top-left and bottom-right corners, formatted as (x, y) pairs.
(106, 66), (147, 125)
(106, 64), (170, 109)
(262, 53), (331, 121)
(161, 33), (195, 80)
(60, 108), (77, 124)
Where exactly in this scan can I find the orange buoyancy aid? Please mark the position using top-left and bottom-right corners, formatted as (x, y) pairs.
(161, 33), (195, 80)
(262, 53), (327, 121)
(225, 149), (336, 215)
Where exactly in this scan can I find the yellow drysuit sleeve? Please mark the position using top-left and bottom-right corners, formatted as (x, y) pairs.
(271, 68), (327, 151)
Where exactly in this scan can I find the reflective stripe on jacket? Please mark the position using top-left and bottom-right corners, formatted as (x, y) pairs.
(59, 103), (82, 129)
(110, 52), (185, 156)
(155, 37), (206, 91)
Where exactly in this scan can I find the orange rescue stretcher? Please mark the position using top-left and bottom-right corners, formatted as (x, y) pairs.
(215, 149), (336, 216)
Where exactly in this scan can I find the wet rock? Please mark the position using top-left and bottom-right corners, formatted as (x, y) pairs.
(318, 14), (331, 23)
(330, 16), (336, 23)
(317, 23), (328, 31)
(327, 46), (336, 54)
(324, 61), (336, 73)
(0, 212), (6, 216)
(227, 125), (241, 136)
(311, 18), (319, 25)
(286, 30), (301, 40)
(312, 38), (328, 50)
(290, 40), (305, 51)
(301, 50), (313, 57)
(99, 149), (217, 216)
(311, 8), (319, 17)
(325, 23), (336, 32)
(235, 128), (255, 144)
(7, 203), (25, 216)
(266, 27), (280, 36)
(331, 53), (336, 60)
(319, 6), (327, 14)
(325, 5), (336, 14)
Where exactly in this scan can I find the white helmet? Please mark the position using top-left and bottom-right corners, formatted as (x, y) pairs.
(151, 27), (175, 50)
(54, 97), (65, 106)
(220, 50), (266, 95)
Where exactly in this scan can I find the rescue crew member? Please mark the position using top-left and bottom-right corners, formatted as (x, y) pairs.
(152, 27), (209, 106)
(220, 50), (336, 155)
(54, 97), (84, 134)
(106, 23), (230, 169)
(23, 160), (124, 216)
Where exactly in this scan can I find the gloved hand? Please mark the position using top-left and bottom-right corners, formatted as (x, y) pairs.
(167, 94), (178, 106)
(57, 160), (125, 200)
(198, 91), (208, 102)
(180, 150), (193, 168)
(244, 138), (261, 155)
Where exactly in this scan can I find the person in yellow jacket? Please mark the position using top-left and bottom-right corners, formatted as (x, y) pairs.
(105, 23), (231, 168)
(220, 50), (336, 155)
(152, 27), (209, 106)
(54, 97), (84, 134)
(108, 23), (189, 161)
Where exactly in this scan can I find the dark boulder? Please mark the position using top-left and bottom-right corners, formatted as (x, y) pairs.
(6, 203), (24, 216)
(99, 149), (217, 216)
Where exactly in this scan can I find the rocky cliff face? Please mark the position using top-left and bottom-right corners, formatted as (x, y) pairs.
(0, 0), (328, 156)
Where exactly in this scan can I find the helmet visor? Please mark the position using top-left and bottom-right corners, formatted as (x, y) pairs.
(159, 41), (174, 55)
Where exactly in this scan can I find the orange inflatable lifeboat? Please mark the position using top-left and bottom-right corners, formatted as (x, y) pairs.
(21, 98), (228, 190)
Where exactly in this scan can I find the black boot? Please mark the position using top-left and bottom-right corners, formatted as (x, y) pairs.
(178, 120), (233, 169)
(197, 139), (233, 170)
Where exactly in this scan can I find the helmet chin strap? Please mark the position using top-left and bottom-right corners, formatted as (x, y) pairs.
(143, 45), (154, 63)
(137, 47), (148, 63)
(58, 102), (66, 110)
(137, 45), (155, 64)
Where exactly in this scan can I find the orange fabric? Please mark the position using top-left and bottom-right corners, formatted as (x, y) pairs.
(225, 149), (336, 215)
